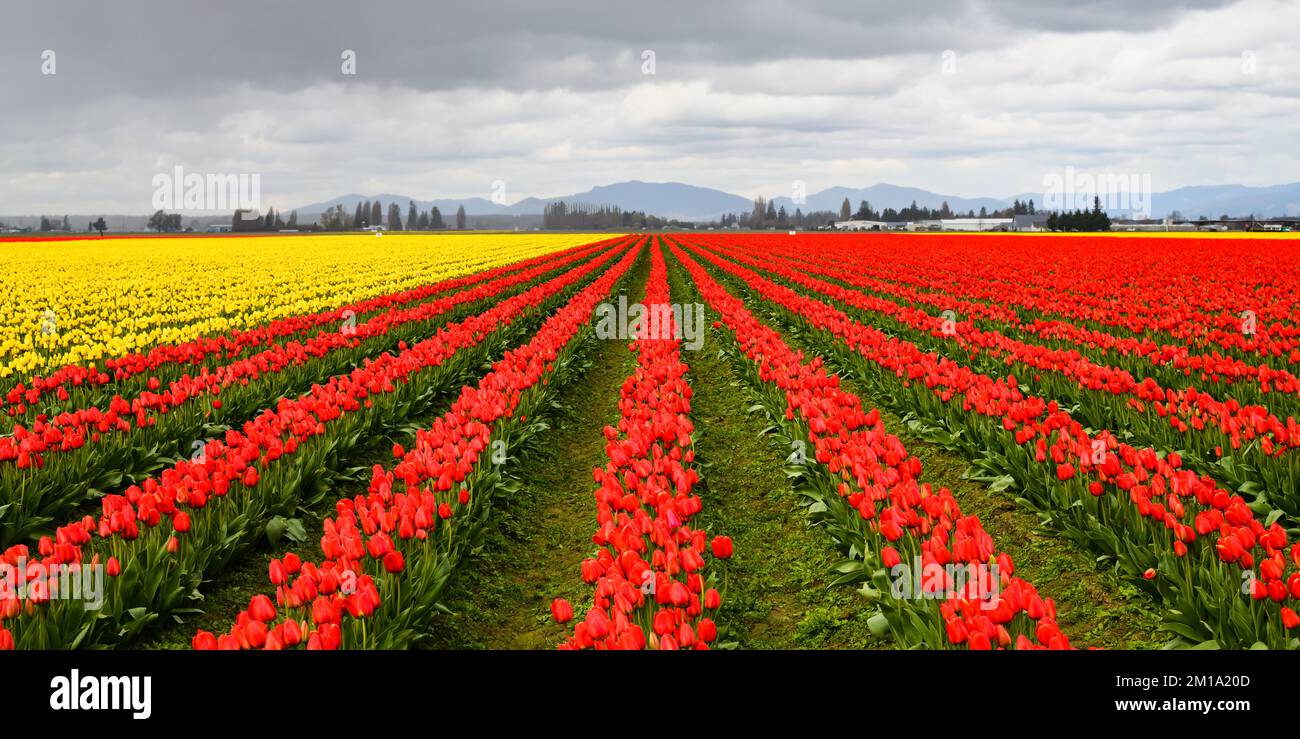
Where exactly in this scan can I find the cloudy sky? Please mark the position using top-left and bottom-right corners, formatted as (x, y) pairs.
(2, 0), (1298, 213)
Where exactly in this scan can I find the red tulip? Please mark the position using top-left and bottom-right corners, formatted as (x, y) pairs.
(249, 594), (277, 622)
(192, 630), (217, 650)
(383, 550), (404, 574)
(106, 557), (121, 577)
(881, 547), (901, 568)
(710, 536), (733, 559)
(703, 588), (721, 609)
(698, 617), (717, 642)
(243, 620), (268, 649)
(550, 598), (573, 624)
(1282, 607), (1300, 630)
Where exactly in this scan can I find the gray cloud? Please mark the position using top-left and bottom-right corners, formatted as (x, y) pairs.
(1, 0), (1294, 214)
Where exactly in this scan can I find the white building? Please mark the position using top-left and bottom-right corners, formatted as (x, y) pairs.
(938, 218), (1013, 231)
(834, 220), (889, 231)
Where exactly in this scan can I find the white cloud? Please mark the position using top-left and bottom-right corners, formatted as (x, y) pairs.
(1, 0), (1297, 214)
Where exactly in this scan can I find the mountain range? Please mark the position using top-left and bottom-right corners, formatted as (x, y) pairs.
(295, 180), (1300, 222)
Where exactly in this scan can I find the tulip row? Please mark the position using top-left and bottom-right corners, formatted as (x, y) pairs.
(2, 237), (622, 421)
(0, 238), (637, 649)
(0, 240), (623, 547)
(713, 235), (1300, 415)
(679, 238), (1300, 649)
(666, 240), (1072, 649)
(190, 239), (646, 650)
(1, 233), (606, 380)
(696, 239), (1300, 516)
(781, 234), (1300, 367)
(553, 239), (729, 650)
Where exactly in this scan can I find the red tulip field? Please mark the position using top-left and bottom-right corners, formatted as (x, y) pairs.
(3, 231), (1300, 651)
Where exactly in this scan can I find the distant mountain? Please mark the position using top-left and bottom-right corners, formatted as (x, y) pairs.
(295, 181), (752, 221)
(1011, 182), (1300, 219)
(39, 180), (1288, 228)
(558, 181), (753, 220)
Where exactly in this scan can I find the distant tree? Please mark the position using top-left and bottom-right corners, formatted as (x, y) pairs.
(92, 217), (107, 236)
(765, 199), (777, 224)
(777, 205), (788, 224)
(287, 210), (298, 228)
(430, 206), (444, 229)
(370, 200), (382, 228)
(751, 197), (767, 228)
(148, 210), (181, 232)
(416, 211), (429, 230)
(408, 201), (418, 231)
(353, 201), (365, 228)
(979, 206), (987, 218)
(839, 198), (851, 221)
(61, 215), (71, 231)
(39, 216), (52, 232)
(455, 205), (466, 230)
(387, 202), (403, 230)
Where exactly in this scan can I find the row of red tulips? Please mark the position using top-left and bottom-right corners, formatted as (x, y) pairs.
(667, 239), (1072, 649)
(0, 239), (635, 649)
(699, 239), (1300, 516)
(0, 240), (622, 547)
(2, 239), (622, 419)
(3, 238), (613, 465)
(191, 240), (646, 650)
(779, 234), (1300, 365)
(714, 236), (1300, 413)
(553, 239), (728, 650)
(681, 239), (1300, 648)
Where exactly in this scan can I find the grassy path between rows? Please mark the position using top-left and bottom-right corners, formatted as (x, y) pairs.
(135, 352), (496, 649)
(675, 241), (1166, 649)
(137, 252), (622, 649)
(419, 253), (651, 649)
(670, 251), (884, 649)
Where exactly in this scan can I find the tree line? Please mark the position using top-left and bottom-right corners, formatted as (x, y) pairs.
(1045, 196), (1111, 231)
(308, 200), (467, 232)
(542, 202), (692, 230)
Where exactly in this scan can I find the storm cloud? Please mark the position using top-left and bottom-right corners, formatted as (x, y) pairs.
(1, 0), (1295, 213)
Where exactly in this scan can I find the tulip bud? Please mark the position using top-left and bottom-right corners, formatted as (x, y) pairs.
(710, 536), (733, 559)
(550, 598), (574, 624)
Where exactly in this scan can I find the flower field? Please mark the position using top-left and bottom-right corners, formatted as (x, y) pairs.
(2, 230), (1299, 651)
